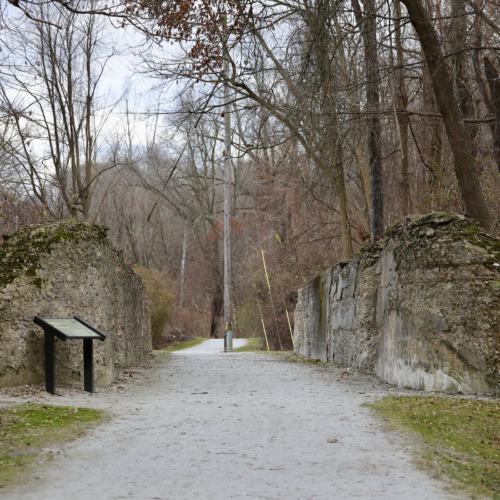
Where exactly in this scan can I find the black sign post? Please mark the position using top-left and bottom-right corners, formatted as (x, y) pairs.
(33, 316), (106, 395)
(83, 338), (94, 393)
(44, 329), (56, 395)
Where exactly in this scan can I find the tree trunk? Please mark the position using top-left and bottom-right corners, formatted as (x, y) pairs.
(309, 0), (353, 258)
(399, 0), (491, 230)
(210, 241), (223, 338)
(450, 0), (477, 155)
(353, 0), (384, 241)
(472, 22), (500, 171)
(337, 159), (353, 259)
(426, 117), (444, 211)
(421, 67), (444, 211)
(334, 14), (371, 235)
(395, 0), (410, 216)
(484, 57), (500, 173)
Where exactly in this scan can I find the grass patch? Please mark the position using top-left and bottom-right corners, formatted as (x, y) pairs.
(233, 337), (262, 352)
(369, 395), (500, 499)
(0, 403), (105, 488)
(161, 336), (207, 353)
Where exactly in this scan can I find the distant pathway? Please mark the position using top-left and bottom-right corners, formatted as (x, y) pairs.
(9, 347), (461, 500)
(173, 338), (248, 354)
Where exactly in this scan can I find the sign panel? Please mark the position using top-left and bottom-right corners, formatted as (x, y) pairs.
(43, 318), (102, 339)
(34, 317), (105, 340)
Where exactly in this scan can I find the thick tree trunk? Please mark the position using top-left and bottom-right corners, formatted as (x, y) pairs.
(210, 281), (223, 338)
(395, 0), (410, 216)
(472, 22), (500, 171)
(399, 0), (491, 230)
(334, 14), (371, 236)
(450, 0), (477, 156)
(353, 0), (384, 241)
(210, 242), (223, 338)
(338, 165), (353, 259)
(309, 0), (353, 258)
(421, 58), (444, 211)
(426, 116), (444, 211)
(484, 57), (500, 173)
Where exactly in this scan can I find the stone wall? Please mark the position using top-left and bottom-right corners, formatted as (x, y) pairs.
(0, 220), (151, 388)
(294, 213), (500, 394)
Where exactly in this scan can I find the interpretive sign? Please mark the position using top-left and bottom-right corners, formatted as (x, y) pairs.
(33, 316), (106, 395)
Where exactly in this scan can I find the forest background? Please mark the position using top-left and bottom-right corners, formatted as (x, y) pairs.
(1, 0), (500, 350)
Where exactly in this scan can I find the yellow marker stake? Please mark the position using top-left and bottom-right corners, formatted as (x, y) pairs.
(286, 309), (294, 348)
(261, 318), (270, 351)
(261, 250), (271, 292)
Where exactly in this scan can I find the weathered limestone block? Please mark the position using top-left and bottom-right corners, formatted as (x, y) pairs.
(294, 213), (500, 394)
(0, 220), (151, 388)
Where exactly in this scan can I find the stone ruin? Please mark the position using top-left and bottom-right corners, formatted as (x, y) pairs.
(294, 213), (500, 394)
(0, 220), (151, 388)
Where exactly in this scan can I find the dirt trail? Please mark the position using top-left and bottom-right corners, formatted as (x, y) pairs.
(4, 343), (462, 500)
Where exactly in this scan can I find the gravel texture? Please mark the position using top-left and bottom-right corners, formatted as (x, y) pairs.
(2, 343), (464, 500)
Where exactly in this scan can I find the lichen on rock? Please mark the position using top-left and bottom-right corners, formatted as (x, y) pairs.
(0, 220), (108, 289)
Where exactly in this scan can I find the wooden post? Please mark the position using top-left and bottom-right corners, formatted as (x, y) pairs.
(223, 15), (233, 351)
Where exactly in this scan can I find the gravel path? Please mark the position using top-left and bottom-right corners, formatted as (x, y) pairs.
(4, 344), (462, 500)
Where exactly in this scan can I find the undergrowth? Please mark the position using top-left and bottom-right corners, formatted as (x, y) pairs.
(134, 266), (176, 349)
(369, 395), (500, 499)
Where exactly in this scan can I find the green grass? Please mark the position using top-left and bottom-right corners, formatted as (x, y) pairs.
(369, 395), (500, 499)
(0, 403), (105, 488)
(161, 336), (207, 353)
(233, 337), (263, 352)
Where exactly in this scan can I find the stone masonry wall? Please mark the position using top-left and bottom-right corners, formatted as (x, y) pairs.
(0, 220), (151, 388)
(294, 213), (500, 394)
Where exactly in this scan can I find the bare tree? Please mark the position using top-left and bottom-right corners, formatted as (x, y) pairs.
(352, 0), (384, 240)
(0, 2), (118, 219)
(399, 0), (491, 230)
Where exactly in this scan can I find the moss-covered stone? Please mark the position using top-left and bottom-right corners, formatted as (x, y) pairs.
(0, 220), (150, 389)
(384, 212), (469, 237)
(0, 220), (108, 289)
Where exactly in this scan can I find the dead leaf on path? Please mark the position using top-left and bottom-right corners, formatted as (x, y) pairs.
(327, 438), (338, 443)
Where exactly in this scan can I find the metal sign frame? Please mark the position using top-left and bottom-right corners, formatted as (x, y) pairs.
(33, 316), (106, 395)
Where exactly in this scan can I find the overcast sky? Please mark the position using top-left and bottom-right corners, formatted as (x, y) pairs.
(3, 2), (184, 151)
